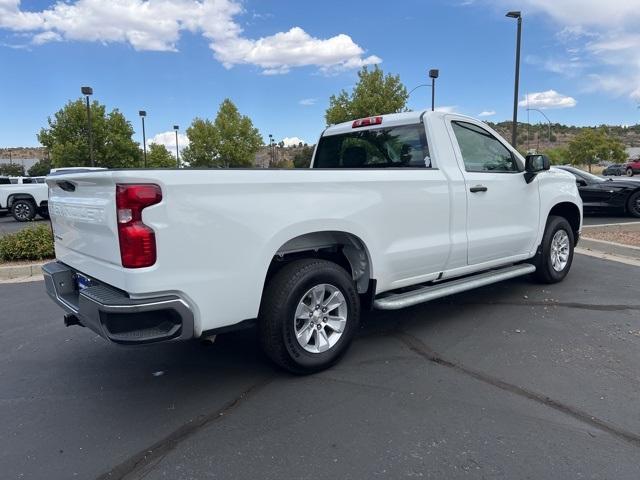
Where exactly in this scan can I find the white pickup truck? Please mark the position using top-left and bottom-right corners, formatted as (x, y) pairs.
(43, 110), (582, 373)
(0, 182), (49, 221)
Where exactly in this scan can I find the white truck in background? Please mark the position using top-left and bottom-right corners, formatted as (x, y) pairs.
(42, 110), (582, 373)
(0, 182), (49, 221)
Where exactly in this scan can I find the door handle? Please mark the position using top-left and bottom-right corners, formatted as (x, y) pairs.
(470, 185), (488, 193)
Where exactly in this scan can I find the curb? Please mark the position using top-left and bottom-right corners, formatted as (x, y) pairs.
(0, 261), (47, 282)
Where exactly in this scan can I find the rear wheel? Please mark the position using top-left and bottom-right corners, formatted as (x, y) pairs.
(259, 259), (360, 374)
(627, 191), (640, 218)
(533, 216), (575, 284)
(627, 168), (634, 177)
(37, 207), (50, 220)
(11, 199), (36, 222)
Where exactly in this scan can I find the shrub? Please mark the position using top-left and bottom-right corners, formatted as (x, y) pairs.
(0, 224), (55, 262)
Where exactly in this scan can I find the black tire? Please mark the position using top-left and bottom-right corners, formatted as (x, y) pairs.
(533, 215), (575, 284)
(11, 199), (36, 222)
(627, 168), (634, 177)
(259, 259), (360, 374)
(627, 191), (640, 218)
(37, 207), (50, 220)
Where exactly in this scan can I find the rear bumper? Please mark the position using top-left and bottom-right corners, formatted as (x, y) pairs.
(42, 261), (194, 345)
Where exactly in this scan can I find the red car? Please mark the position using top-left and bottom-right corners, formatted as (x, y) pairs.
(625, 158), (640, 176)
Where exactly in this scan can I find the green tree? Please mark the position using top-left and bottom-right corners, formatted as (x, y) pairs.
(182, 99), (263, 168)
(567, 129), (626, 172)
(293, 145), (314, 168)
(325, 66), (408, 125)
(181, 118), (218, 167)
(214, 99), (263, 167)
(0, 163), (25, 176)
(28, 158), (52, 176)
(146, 143), (176, 168)
(38, 99), (141, 169)
(542, 146), (569, 165)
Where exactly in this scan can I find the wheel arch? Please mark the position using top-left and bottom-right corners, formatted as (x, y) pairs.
(7, 193), (36, 208)
(265, 230), (374, 295)
(548, 201), (581, 239)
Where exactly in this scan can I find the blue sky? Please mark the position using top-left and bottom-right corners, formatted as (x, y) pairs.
(1, 0), (639, 149)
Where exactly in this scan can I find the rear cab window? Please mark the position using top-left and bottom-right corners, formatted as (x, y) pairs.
(314, 123), (431, 168)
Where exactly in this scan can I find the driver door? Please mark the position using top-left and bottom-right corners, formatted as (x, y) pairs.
(449, 119), (540, 265)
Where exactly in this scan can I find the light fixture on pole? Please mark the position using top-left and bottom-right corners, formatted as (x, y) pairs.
(81, 86), (95, 167)
(428, 69), (439, 111)
(139, 110), (147, 168)
(526, 108), (552, 143)
(173, 125), (180, 168)
(506, 10), (522, 147)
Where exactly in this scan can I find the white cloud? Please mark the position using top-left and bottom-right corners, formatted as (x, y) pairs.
(478, 110), (496, 117)
(508, 0), (640, 27)
(435, 106), (458, 114)
(149, 131), (189, 156)
(0, 0), (381, 73)
(518, 90), (577, 109)
(490, 0), (640, 102)
(281, 136), (307, 147)
(298, 98), (317, 106)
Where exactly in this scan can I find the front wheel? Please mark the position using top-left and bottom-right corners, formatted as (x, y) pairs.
(627, 192), (640, 218)
(533, 216), (575, 284)
(11, 200), (36, 222)
(627, 168), (634, 177)
(259, 259), (360, 374)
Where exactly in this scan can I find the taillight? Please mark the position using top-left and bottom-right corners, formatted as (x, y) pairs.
(352, 116), (382, 128)
(116, 184), (162, 268)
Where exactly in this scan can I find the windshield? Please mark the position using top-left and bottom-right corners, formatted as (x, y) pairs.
(314, 124), (430, 168)
(561, 166), (605, 182)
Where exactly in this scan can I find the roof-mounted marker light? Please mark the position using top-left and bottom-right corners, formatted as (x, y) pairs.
(352, 116), (383, 128)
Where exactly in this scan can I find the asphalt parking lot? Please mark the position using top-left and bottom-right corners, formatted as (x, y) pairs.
(1, 254), (639, 479)
(0, 215), (46, 236)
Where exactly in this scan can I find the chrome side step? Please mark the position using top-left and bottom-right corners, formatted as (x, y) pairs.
(373, 264), (536, 310)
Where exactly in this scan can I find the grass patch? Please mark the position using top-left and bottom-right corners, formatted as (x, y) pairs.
(0, 224), (55, 262)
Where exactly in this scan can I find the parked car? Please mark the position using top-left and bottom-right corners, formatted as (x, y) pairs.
(42, 111), (582, 373)
(556, 166), (640, 217)
(602, 163), (626, 176)
(0, 182), (49, 221)
(624, 158), (640, 177)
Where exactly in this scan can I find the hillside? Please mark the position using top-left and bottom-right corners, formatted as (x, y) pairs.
(3, 122), (640, 167)
(488, 122), (640, 153)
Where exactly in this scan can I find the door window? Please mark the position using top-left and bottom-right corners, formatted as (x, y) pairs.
(452, 121), (518, 173)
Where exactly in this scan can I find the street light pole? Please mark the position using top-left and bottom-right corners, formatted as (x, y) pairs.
(429, 69), (439, 111)
(526, 108), (552, 143)
(506, 11), (522, 148)
(173, 125), (180, 168)
(81, 86), (95, 167)
(139, 111), (147, 167)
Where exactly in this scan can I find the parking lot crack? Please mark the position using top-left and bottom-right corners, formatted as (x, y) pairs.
(394, 331), (640, 449)
(95, 375), (275, 480)
(460, 300), (640, 311)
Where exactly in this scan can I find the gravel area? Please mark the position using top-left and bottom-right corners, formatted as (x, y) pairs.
(583, 227), (640, 247)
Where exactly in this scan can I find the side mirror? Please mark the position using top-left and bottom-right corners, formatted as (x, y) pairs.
(524, 154), (551, 183)
(576, 178), (587, 187)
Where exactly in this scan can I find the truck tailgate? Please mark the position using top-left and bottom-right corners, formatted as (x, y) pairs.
(47, 174), (121, 266)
